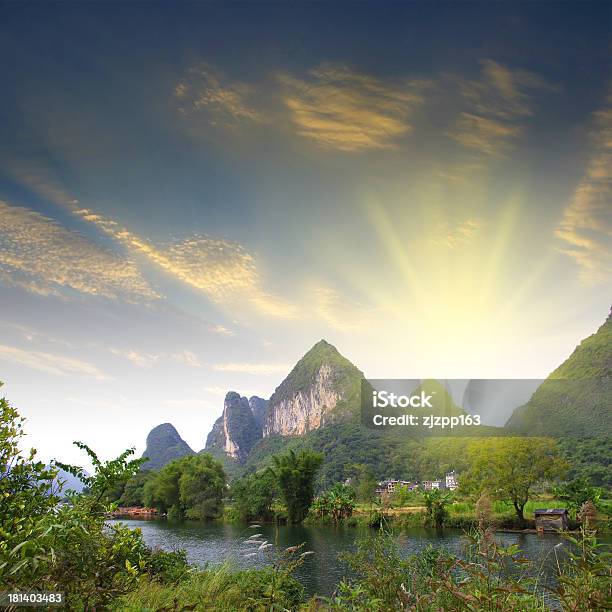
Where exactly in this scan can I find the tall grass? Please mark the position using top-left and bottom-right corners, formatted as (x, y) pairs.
(115, 563), (305, 611)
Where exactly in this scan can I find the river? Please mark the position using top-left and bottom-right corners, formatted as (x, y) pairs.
(108, 518), (586, 599)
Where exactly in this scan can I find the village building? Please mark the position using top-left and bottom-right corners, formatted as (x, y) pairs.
(445, 470), (458, 490)
(375, 479), (416, 495)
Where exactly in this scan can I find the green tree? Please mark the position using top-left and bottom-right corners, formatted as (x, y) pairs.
(553, 477), (603, 518)
(391, 484), (417, 507)
(312, 483), (356, 524)
(347, 463), (378, 502)
(118, 472), (153, 506)
(464, 437), (567, 525)
(268, 449), (323, 523)
(57, 441), (147, 512)
(179, 454), (226, 520)
(0, 383), (59, 577)
(231, 470), (277, 523)
(144, 454), (225, 520)
(423, 488), (452, 528)
(0, 384), (152, 608)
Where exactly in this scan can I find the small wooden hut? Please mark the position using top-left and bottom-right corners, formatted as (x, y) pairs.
(534, 508), (569, 532)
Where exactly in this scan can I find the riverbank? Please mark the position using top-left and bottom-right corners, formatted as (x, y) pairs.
(218, 500), (611, 533)
(107, 518), (611, 610)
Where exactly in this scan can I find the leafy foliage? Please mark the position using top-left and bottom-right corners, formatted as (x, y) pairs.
(553, 477), (603, 518)
(0, 385), (163, 608)
(56, 441), (148, 510)
(423, 488), (452, 528)
(230, 470), (277, 523)
(143, 453), (226, 520)
(462, 437), (567, 524)
(311, 483), (356, 524)
(268, 449), (323, 523)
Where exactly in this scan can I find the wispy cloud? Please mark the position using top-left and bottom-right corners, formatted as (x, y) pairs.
(109, 348), (202, 368)
(279, 64), (426, 152)
(448, 113), (521, 157)
(75, 208), (298, 318)
(175, 63), (264, 126)
(461, 60), (552, 120)
(555, 102), (612, 284)
(208, 323), (234, 336)
(109, 348), (160, 368)
(449, 60), (553, 157)
(0, 344), (110, 380)
(434, 218), (484, 249)
(212, 362), (290, 375)
(0, 201), (158, 301)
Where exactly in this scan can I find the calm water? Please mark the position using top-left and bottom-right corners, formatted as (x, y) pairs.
(109, 518), (584, 598)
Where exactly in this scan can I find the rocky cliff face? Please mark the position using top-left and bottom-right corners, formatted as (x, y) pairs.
(263, 339), (363, 437)
(249, 396), (268, 428)
(205, 392), (265, 463)
(141, 423), (194, 471)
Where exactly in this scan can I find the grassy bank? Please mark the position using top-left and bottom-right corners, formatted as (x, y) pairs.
(110, 526), (610, 611)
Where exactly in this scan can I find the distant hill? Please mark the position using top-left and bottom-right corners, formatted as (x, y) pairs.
(136, 315), (611, 488)
(506, 308), (612, 438)
(263, 339), (363, 437)
(141, 423), (194, 471)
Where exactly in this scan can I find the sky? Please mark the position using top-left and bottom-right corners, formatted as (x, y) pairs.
(0, 1), (610, 467)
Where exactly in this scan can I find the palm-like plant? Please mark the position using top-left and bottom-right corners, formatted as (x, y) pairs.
(268, 449), (323, 523)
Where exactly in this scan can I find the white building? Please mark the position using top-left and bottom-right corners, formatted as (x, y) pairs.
(445, 470), (458, 490)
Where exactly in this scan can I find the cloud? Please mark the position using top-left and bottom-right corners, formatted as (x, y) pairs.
(212, 362), (290, 375)
(449, 60), (553, 157)
(109, 348), (160, 368)
(75, 208), (298, 318)
(461, 60), (552, 120)
(171, 350), (202, 368)
(0, 344), (110, 380)
(555, 103), (612, 284)
(434, 218), (484, 249)
(109, 348), (202, 368)
(0, 201), (158, 301)
(208, 323), (233, 336)
(448, 114), (521, 157)
(175, 63), (264, 126)
(279, 64), (426, 152)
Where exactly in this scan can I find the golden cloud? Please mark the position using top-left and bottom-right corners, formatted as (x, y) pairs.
(450, 60), (553, 157)
(0, 201), (158, 301)
(461, 60), (552, 120)
(448, 113), (521, 157)
(555, 104), (612, 284)
(279, 64), (426, 152)
(175, 63), (264, 126)
(75, 208), (298, 318)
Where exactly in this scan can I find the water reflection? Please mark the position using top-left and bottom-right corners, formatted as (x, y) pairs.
(108, 519), (587, 597)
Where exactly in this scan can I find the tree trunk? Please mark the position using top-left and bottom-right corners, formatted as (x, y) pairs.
(513, 501), (525, 526)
